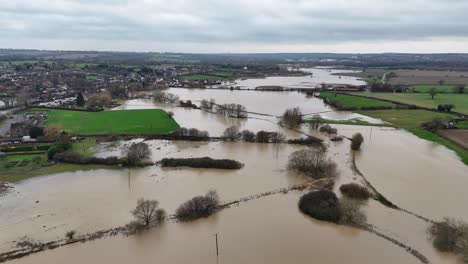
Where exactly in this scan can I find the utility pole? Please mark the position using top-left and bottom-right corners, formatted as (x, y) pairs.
(215, 233), (219, 256)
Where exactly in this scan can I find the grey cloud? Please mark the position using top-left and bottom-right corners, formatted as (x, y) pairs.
(0, 0), (468, 51)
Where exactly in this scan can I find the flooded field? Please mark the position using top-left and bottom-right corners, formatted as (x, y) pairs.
(1, 83), (467, 264)
(217, 68), (366, 89)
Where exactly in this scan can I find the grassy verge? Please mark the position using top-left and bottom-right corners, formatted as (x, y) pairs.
(357, 109), (467, 165)
(320, 92), (395, 110)
(23, 108), (180, 135)
(0, 164), (116, 183)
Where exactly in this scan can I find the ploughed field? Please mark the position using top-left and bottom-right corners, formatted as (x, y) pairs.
(24, 108), (180, 135)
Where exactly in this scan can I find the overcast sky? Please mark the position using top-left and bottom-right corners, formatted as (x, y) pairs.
(1, 0), (468, 53)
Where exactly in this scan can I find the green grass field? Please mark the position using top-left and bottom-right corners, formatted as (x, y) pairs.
(410, 85), (458, 93)
(354, 93), (468, 114)
(321, 92), (395, 109)
(356, 109), (456, 129)
(0, 154), (47, 171)
(25, 109), (180, 135)
(86, 75), (97, 81)
(456, 121), (468, 129)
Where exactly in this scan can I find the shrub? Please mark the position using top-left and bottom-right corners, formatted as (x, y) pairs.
(131, 198), (166, 227)
(175, 190), (220, 221)
(287, 148), (337, 179)
(270, 132), (286, 143)
(29, 126), (44, 139)
(154, 91), (179, 104)
(256, 131), (272, 143)
(422, 116), (445, 133)
(281, 107), (303, 128)
(330, 136), (343, 142)
(339, 183), (372, 200)
(54, 151), (123, 165)
(65, 230), (76, 240)
(298, 190), (341, 223)
(47, 140), (72, 160)
(319, 124), (338, 134)
(428, 218), (468, 256)
(87, 92), (112, 108)
(339, 199), (367, 227)
(160, 157), (243, 169)
(241, 130), (256, 142)
(222, 126), (241, 141)
(350, 133), (364, 150)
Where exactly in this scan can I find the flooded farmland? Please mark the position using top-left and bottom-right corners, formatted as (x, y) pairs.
(218, 68), (366, 89)
(1, 71), (467, 264)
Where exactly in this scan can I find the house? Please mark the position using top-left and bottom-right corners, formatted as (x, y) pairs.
(22, 136), (37, 143)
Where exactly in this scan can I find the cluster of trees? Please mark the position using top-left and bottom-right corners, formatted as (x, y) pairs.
(127, 199), (166, 234)
(287, 148), (337, 179)
(298, 190), (367, 226)
(169, 127), (209, 138)
(200, 98), (216, 110)
(437, 104), (455, 112)
(87, 92), (112, 109)
(215, 104), (247, 118)
(428, 218), (468, 262)
(222, 127), (286, 143)
(175, 190), (220, 221)
(153, 91), (179, 104)
(47, 138), (72, 159)
(160, 157), (243, 169)
(280, 107), (303, 128)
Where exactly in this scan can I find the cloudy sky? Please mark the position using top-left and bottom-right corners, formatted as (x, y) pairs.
(1, 0), (467, 53)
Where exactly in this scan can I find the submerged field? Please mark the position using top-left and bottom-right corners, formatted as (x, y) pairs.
(25, 108), (180, 135)
(357, 109), (467, 164)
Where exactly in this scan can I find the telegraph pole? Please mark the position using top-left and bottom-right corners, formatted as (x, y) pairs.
(215, 233), (219, 256)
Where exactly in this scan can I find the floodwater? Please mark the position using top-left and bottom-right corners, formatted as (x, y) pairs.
(1, 85), (468, 263)
(8, 194), (421, 264)
(216, 68), (366, 89)
(113, 90), (383, 137)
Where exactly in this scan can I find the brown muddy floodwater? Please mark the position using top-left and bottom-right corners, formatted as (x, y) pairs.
(113, 93), (382, 137)
(216, 67), (366, 89)
(1, 86), (467, 264)
(9, 194), (421, 264)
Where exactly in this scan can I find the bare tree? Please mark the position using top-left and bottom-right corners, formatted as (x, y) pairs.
(429, 88), (438, 100)
(287, 148), (337, 179)
(125, 142), (151, 165)
(281, 107), (303, 128)
(223, 126), (241, 141)
(131, 198), (166, 226)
